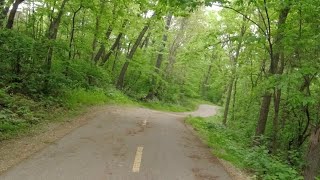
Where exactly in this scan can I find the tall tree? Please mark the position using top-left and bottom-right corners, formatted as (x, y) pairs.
(6, 0), (24, 29)
(99, 20), (127, 66)
(93, 25), (112, 64)
(116, 15), (154, 89)
(44, 0), (68, 92)
(222, 16), (247, 125)
(146, 13), (173, 99)
(255, 2), (291, 140)
(68, 5), (83, 60)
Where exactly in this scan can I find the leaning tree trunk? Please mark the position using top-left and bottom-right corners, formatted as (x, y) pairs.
(99, 21), (127, 66)
(99, 32), (124, 66)
(116, 20), (152, 89)
(6, 0), (24, 29)
(68, 6), (82, 60)
(93, 3), (116, 63)
(140, 32), (151, 49)
(93, 26), (113, 64)
(223, 77), (235, 125)
(146, 13), (173, 99)
(112, 42), (121, 73)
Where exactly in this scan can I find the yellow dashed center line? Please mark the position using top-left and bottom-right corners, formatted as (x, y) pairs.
(132, 146), (144, 173)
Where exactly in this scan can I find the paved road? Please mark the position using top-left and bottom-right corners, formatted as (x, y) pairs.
(0, 105), (231, 180)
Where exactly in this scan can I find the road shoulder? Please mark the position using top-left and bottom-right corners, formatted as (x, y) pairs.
(184, 118), (251, 180)
(0, 106), (109, 174)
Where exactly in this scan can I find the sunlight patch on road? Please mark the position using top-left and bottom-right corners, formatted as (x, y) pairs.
(142, 119), (147, 126)
(132, 146), (144, 173)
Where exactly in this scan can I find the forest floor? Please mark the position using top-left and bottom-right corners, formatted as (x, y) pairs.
(0, 104), (248, 180)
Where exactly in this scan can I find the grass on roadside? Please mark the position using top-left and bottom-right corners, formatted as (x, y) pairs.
(64, 87), (136, 109)
(0, 87), (207, 141)
(186, 116), (303, 180)
(141, 99), (213, 112)
(0, 87), (135, 141)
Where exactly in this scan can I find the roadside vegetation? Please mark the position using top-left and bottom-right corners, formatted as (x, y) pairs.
(0, 87), (129, 140)
(0, 87), (201, 141)
(1, 0), (320, 179)
(187, 116), (304, 180)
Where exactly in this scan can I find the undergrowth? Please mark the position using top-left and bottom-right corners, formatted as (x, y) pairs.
(0, 87), (134, 141)
(64, 87), (135, 108)
(0, 86), (205, 141)
(141, 99), (212, 112)
(186, 116), (303, 180)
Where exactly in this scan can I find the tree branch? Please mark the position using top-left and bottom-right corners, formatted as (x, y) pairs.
(215, 5), (267, 37)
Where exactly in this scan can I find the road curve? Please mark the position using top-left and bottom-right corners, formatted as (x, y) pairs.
(0, 105), (231, 180)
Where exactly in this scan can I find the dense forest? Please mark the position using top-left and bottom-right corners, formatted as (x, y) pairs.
(0, 0), (320, 179)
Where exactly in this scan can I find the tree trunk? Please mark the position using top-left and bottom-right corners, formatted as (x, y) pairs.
(91, 16), (100, 61)
(146, 13), (173, 99)
(271, 89), (281, 152)
(255, 94), (272, 140)
(93, 3), (116, 62)
(140, 32), (151, 49)
(43, 0), (68, 92)
(271, 54), (285, 153)
(165, 18), (188, 77)
(254, 5), (290, 140)
(93, 26), (112, 64)
(223, 77), (235, 125)
(202, 56), (214, 97)
(222, 24), (246, 125)
(116, 19), (152, 89)
(99, 21), (127, 66)
(6, 0), (24, 29)
(112, 42), (121, 72)
(100, 32), (124, 66)
(232, 78), (238, 122)
(68, 6), (82, 60)
(304, 126), (320, 180)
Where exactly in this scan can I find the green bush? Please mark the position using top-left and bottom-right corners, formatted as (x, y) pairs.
(186, 116), (303, 179)
(64, 87), (134, 108)
(0, 89), (44, 140)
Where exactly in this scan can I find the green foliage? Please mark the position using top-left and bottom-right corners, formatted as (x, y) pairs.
(0, 30), (45, 94)
(64, 87), (134, 108)
(0, 121), (29, 140)
(0, 0), (215, 142)
(0, 86), (136, 140)
(244, 146), (303, 180)
(142, 98), (209, 112)
(64, 88), (110, 108)
(186, 116), (303, 179)
(0, 89), (43, 140)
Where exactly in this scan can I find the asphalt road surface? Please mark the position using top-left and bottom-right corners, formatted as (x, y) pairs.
(0, 105), (231, 180)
